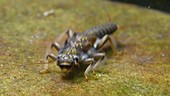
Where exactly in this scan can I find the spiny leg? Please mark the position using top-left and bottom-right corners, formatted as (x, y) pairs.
(54, 29), (74, 42)
(91, 53), (106, 73)
(56, 29), (74, 41)
(96, 35), (117, 54)
(83, 53), (106, 79)
(40, 53), (57, 73)
(46, 53), (57, 60)
(51, 42), (62, 51)
(40, 31), (67, 74)
(40, 42), (61, 74)
(83, 58), (94, 80)
(40, 29), (73, 73)
(50, 29), (72, 52)
(39, 43), (52, 74)
(46, 29), (73, 54)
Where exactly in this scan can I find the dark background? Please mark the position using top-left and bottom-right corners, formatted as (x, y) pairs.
(110, 0), (170, 13)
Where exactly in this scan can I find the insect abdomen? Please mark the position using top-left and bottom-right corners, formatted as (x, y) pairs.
(84, 23), (117, 38)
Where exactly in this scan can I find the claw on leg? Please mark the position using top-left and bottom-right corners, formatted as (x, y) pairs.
(83, 53), (106, 79)
(40, 58), (49, 74)
(92, 53), (106, 72)
(40, 64), (49, 73)
(83, 58), (94, 79)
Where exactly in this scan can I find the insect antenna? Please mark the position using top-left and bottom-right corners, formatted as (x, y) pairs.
(102, 3), (112, 22)
(29, 60), (54, 65)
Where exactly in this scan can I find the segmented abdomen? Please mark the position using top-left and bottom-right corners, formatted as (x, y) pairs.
(84, 23), (117, 38)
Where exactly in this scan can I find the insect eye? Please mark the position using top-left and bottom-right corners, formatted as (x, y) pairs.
(57, 56), (60, 60)
(74, 57), (79, 62)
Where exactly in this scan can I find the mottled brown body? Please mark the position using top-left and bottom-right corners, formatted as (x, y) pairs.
(40, 23), (118, 79)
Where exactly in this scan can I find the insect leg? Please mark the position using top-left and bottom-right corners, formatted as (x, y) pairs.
(40, 29), (72, 74)
(46, 53), (57, 60)
(66, 29), (74, 38)
(51, 42), (62, 51)
(91, 53), (106, 72)
(53, 29), (74, 44)
(50, 29), (74, 52)
(40, 53), (57, 73)
(96, 35), (117, 54)
(51, 29), (73, 51)
(83, 53), (106, 79)
(40, 41), (58, 74)
(83, 58), (94, 79)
